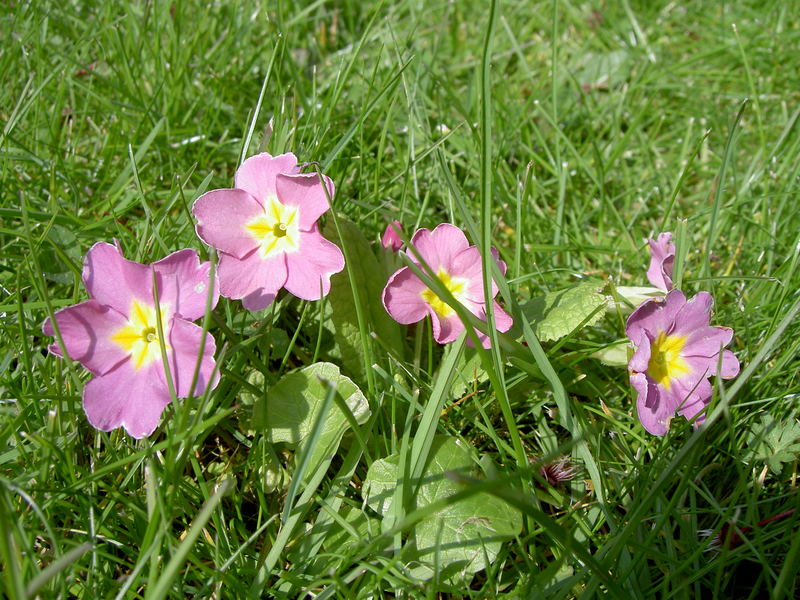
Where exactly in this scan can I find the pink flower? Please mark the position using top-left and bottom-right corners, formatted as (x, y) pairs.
(625, 289), (740, 435)
(192, 152), (345, 311)
(646, 232), (675, 292)
(42, 242), (220, 439)
(381, 223), (513, 348)
(381, 220), (404, 251)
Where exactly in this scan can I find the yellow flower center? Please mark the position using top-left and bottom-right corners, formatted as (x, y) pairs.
(420, 268), (468, 317)
(647, 331), (690, 389)
(244, 196), (300, 258)
(110, 300), (171, 370)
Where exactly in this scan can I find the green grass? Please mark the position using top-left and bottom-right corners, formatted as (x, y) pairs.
(2, 0), (800, 598)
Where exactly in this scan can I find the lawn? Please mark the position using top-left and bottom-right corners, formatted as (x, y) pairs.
(1, 1), (799, 598)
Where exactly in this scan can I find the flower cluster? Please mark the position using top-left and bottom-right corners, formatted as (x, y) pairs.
(192, 152), (345, 311)
(44, 153), (347, 438)
(382, 224), (512, 348)
(43, 243), (220, 438)
(41, 153), (740, 440)
(625, 234), (740, 435)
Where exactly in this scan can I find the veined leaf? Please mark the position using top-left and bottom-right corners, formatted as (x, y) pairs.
(522, 282), (606, 342)
(363, 436), (522, 582)
(252, 362), (370, 482)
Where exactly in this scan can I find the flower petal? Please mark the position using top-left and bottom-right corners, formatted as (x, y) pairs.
(83, 360), (172, 439)
(628, 330), (652, 373)
(431, 310), (464, 344)
(714, 349), (740, 379)
(168, 318), (219, 398)
(152, 248), (220, 321)
(234, 152), (300, 204)
(381, 221), (403, 251)
(82, 242), (153, 314)
(468, 300), (514, 348)
(669, 377), (713, 424)
(679, 355), (714, 384)
(283, 228), (345, 301)
(42, 300), (129, 376)
(683, 326), (734, 358)
(632, 372), (673, 436)
(491, 247), (508, 277)
(646, 232), (675, 292)
(217, 250), (288, 311)
(451, 246), (501, 302)
(193, 188), (263, 259)
(382, 266), (429, 324)
(242, 290), (278, 312)
(671, 291), (713, 336)
(275, 172), (334, 231)
(626, 289), (686, 342)
(492, 301), (514, 333)
(408, 223), (470, 273)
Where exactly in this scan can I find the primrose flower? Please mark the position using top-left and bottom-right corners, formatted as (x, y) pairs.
(646, 232), (675, 292)
(192, 152), (345, 311)
(42, 242), (219, 439)
(381, 223), (512, 348)
(381, 220), (404, 251)
(625, 289), (739, 435)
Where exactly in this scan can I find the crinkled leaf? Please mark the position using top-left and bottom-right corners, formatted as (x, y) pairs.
(252, 362), (370, 480)
(363, 436), (522, 583)
(413, 437), (522, 581)
(323, 216), (404, 383)
(523, 283), (606, 342)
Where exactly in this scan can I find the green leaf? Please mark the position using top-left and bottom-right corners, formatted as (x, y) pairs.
(362, 453), (401, 526)
(323, 216), (404, 383)
(522, 283), (606, 342)
(609, 286), (665, 313)
(590, 341), (631, 367)
(252, 362), (370, 480)
(747, 415), (800, 474)
(576, 49), (631, 90)
(40, 225), (81, 284)
(363, 436), (522, 582)
(321, 504), (381, 556)
(450, 348), (489, 399)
